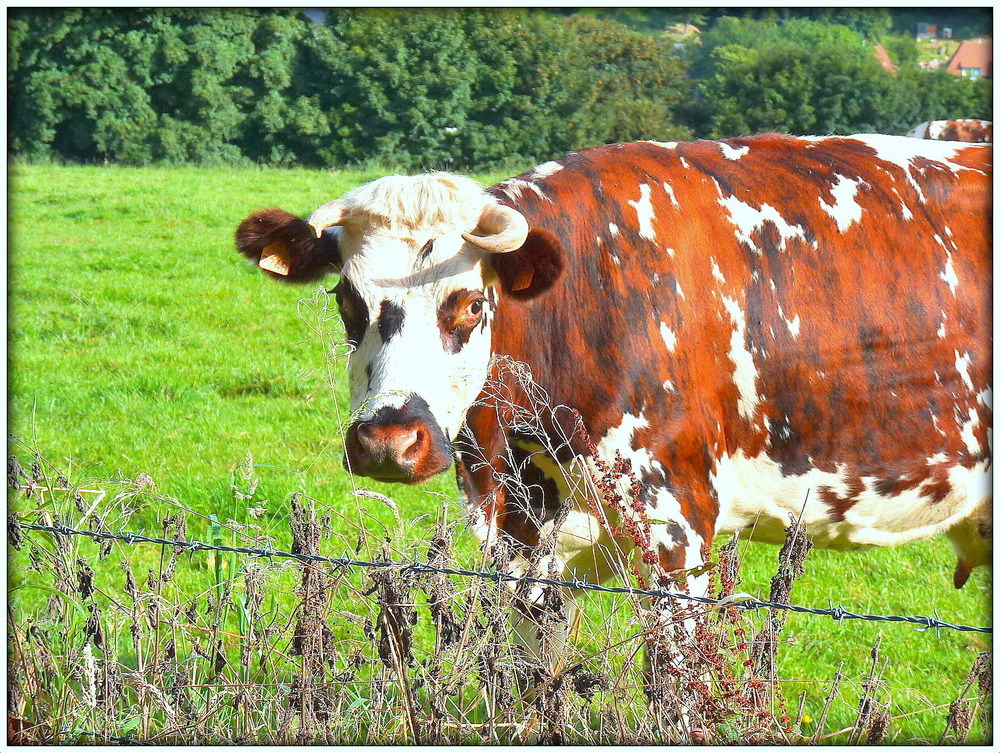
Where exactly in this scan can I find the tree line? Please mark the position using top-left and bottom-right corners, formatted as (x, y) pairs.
(8, 8), (991, 170)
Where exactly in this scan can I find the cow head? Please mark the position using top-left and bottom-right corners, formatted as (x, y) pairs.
(235, 173), (562, 483)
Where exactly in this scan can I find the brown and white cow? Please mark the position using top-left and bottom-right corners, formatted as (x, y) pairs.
(906, 119), (992, 143)
(236, 133), (991, 658)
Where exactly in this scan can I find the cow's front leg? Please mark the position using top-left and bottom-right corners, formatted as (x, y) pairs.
(505, 549), (581, 676)
(504, 512), (621, 675)
(639, 517), (714, 742)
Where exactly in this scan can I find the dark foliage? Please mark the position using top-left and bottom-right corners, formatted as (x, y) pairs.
(8, 8), (991, 169)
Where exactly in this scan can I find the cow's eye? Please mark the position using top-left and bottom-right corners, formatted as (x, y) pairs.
(332, 279), (369, 346)
(439, 290), (488, 353)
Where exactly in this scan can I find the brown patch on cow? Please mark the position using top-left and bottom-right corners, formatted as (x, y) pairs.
(921, 472), (953, 504)
(657, 541), (686, 572)
(872, 474), (922, 497)
(438, 288), (487, 353)
(817, 484), (860, 523)
(978, 519), (992, 539)
(954, 558), (974, 588)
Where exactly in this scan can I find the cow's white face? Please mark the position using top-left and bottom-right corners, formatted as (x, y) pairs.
(236, 172), (561, 484)
(334, 221), (498, 473)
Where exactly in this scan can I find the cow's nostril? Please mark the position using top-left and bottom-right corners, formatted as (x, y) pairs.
(355, 421), (377, 444)
(400, 427), (426, 461)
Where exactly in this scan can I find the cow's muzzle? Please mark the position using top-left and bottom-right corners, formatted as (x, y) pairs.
(343, 396), (452, 484)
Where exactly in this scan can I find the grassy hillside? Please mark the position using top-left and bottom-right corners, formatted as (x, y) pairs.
(8, 163), (991, 743)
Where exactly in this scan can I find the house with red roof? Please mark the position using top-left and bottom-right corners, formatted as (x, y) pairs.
(946, 38), (992, 79)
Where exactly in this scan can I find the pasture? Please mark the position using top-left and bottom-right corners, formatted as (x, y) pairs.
(8, 162), (992, 743)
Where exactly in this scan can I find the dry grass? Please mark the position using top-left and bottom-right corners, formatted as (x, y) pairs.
(7, 445), (992, 745)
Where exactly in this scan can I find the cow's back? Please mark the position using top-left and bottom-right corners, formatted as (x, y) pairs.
(907, 119), (992, 143)
(489, 134), (990, 572)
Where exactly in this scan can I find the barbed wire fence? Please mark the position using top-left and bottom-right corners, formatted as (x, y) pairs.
(11, 519), (992, 635)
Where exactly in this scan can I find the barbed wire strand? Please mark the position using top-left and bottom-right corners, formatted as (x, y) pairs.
(13, 520), (992, 634)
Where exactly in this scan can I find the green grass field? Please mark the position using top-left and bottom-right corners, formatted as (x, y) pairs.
(8, 163), (992, 743)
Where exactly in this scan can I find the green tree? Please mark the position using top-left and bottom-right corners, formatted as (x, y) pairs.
(458, 10), (597, 167)
(876, 69), (992, 134)
(696, 16), (914, 138)
(8, 9), (319, 165)
(564, 15), (692, 145)
(9, 9), (159, 162)
(881, 34), (919, 69)
(781, 8), (892, 41)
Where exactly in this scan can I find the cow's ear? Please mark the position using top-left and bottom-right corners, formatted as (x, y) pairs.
(235, 208), (341, 283)
(490, 228), (564, 300)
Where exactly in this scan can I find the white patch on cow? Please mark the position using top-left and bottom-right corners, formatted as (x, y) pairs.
(643, 140), (678, 149)
(464, 500), (497, 548)
(937, 313), (947, 339)
(955, 350), (974, 391)
(713, 449), (990, 550)
(720, 296), (760, 420)
(947, 460), (992, 522)
(905, 122), (931, 139)
(628, 183), (657, 240)
(675, 279), (684, 299)
(595, 413), (705, 573)
(662, 182), (680, 208)
(978, 387), (992, 408)
(609, 223), (621, 238)
(786, 315), (801, 338)
(849, 134), (987, 205)
(531, 161), (563, 179)
(495, 178), (549, 203)
(940, 250), (959, 294)
(663, 380), (676, 393)
(889, 187), (914, 220)
(679, 157), (690, 169)
(599, 412), (648, 455)
(927, 452), (950, 465)
(850, 133), (977, 171)
(718, 142), (750, 160)
(959, 408), (981, 455)
(711, 258), (726, 284)
(665, 247), (676, 258)
(818, 175), (863, 233)
(659, 322), (678, 352)
(718, 195), (809, 253)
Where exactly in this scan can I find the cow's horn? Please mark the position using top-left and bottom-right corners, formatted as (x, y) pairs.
(307, 200), (346, 239)
(462, 203), (529, 254)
